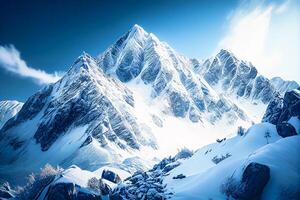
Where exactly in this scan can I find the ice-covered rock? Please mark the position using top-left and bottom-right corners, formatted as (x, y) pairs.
(199, 49), (277, 104)
(263, 88), (300, 125)
(270, 77), (299, 95)
(0, 100), (23, 129)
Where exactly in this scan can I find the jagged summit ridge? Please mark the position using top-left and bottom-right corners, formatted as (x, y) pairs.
(199, 49), (277, 104)
(98, 25), (250, 125)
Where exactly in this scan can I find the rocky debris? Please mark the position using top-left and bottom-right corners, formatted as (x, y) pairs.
(109, 171), (167, 200)
(216, 138), (226, 143)
(102, 170), (121, 184)
(276, 122), (297, 138)
(212, 153), (231, 164)
(263, 88), (300, 125)
(174, 148), (193, 160)
(172, 174), (186, 179)
(109, 148), (193, 199)
(87, 177), (112, 196)
(46, 182), (102, 200)
(233, 162), (270, 200)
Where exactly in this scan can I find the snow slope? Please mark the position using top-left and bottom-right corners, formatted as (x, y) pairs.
(164, 121), (300, 199)
(0, 100), (23, 129)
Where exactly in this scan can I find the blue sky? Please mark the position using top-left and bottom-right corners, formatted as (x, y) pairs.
(0, 0), (299, 101)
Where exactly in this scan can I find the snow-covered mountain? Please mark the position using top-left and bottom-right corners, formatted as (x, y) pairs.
(0, 24), (299, 197)
(109, 88), (300, 200)
(0, 100), (23, 129)
(270, 77), (299, 95)
(9, 88), (299, 200)
(0, 53), (157, 185)
(98, 25), (250, 125)
(199, 49), (277, 104)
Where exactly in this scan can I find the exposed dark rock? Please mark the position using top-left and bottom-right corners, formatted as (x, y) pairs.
(263, 89), (300, 125)
(234, 162), (270, 200)
(276, 122), (297, 138)
(169, 91), (190, 117)
(99, 178), (112, 195)
(46, 182), (101, 200)
(102, 170), (121, 184)
(262, 96), (283, 124)
(172, 174), (186, 179)
(80, 136), (93, 148)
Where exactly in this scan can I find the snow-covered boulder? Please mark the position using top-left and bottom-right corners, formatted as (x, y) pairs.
(46, 182), (101, 200)
(276, 122), (297, 138)
(101, 170), (121, 184)
(233, 162), (270, 200)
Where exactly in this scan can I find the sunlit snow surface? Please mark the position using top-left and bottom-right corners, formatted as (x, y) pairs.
(164, 121), (300, 199)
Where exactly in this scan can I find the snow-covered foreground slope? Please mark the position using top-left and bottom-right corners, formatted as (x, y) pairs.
(107, 88), (300, 200)
(0, 100), (23, 128)
(34, 110), (299, 200)
(165, 123), (300, 199)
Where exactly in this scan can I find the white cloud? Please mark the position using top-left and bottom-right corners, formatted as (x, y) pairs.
(218, 0), (300, 83)
(0, 45), (62, 84)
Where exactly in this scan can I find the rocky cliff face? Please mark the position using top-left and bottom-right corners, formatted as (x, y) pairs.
(262, 88), (300, 125)
(198, 49), (278, 104)
(0, 53), (157, 184)
(98, 25), (250, 125)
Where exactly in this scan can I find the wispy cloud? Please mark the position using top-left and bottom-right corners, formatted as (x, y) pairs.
(0, 45), (62, 84)
(218, 0), (300, 82)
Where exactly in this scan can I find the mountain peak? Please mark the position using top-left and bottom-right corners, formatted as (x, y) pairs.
(130, 24), (145, 32)
(126, 24), (148, 41)
(217, 49), (233, 57)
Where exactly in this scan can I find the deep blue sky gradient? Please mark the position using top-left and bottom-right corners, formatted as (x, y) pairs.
(0, 0), (238, 101)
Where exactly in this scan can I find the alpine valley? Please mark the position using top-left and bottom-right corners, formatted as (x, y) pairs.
(0, 25), (299, 200)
